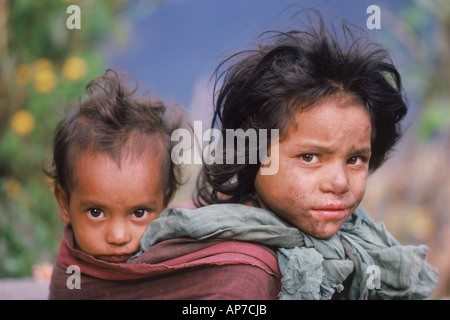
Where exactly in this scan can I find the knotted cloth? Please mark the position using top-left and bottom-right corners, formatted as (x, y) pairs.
(133, 204), (439, 300)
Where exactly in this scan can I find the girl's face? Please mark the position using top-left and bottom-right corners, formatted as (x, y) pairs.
(253, 94), (372, 239)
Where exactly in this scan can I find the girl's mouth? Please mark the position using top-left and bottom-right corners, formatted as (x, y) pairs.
(310, 204), (351, 220)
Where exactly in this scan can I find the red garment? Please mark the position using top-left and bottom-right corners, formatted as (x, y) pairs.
(49, 225), (281, 299)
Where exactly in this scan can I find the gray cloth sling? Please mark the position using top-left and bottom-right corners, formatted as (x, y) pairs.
(132, 204), (439, 300)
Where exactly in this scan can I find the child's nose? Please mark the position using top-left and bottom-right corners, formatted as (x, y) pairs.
(105, 219), (131, 246)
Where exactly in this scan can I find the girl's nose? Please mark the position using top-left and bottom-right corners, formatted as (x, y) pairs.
(320, 163), (350, 196)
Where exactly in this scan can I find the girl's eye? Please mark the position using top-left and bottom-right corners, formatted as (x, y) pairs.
(347, 156), (368, 165)
(88, 208), (104, 219)
(300, 154), (318, 163)
(132, 209), (149, 219)
(348, 156), (358, 165)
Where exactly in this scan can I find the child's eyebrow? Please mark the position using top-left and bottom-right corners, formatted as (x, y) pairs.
(129, 201), (161, 210)
(78, 199), (161, 210)
(78, 199), (107, 209)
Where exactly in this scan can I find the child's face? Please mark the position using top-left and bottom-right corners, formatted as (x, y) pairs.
(55, 151), (167, 263)
(254, 95), (372, 239)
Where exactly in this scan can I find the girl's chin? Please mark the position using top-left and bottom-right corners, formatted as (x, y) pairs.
(293, 220), (344, 239)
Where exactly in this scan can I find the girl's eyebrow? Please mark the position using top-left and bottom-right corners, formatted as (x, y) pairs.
(292, 142), (371, 155)
(292, 142), (335, 154)
(352, 147), (372, 156)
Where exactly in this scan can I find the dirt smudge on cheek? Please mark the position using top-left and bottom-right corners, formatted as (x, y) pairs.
(287, 188), (306, 210)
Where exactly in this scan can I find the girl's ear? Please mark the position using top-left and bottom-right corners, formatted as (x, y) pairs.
(54, 184), (71, 224)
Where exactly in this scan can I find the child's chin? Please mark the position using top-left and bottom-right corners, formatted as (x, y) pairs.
(93, 253), (135, 263)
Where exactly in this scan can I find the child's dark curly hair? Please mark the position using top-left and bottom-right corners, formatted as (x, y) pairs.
(43, 69), (188, 204)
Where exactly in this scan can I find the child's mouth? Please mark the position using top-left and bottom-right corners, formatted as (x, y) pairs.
(96, 253), (134, 263)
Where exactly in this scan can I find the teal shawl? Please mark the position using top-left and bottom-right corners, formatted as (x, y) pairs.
(132, 204), (439, 299)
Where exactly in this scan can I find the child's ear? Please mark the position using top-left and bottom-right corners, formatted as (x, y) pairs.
(163, 186), (173, 208)
(54, 184), (71, 224)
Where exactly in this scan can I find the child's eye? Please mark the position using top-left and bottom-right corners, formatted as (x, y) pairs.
(131, 209), (149, 219)
(88, 208), (104, 219)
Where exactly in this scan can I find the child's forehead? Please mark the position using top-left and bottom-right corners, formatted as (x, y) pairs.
(71, 134), (167, 173)
(68, 147), (168, 195)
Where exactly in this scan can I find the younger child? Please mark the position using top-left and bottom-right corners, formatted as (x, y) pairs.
(46, 69), (281, 299)
(135, 14), (440, 299)
(44, 69), (181, 264)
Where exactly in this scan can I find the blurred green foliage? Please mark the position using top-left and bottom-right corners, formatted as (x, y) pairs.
(363, 0), (450, 298)
(0, 0), (129, 277)
(399, 0), (450, 139)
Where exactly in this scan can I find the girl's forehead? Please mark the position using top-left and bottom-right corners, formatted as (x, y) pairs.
(281, 95), (371, 145)
(301, 92), (366, 115)
(280, 91), (370, 139)
(288, 93), (368, 127)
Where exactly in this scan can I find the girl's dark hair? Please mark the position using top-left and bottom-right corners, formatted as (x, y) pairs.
(43, 69), (188, 203)
(195, 12), (408, 207)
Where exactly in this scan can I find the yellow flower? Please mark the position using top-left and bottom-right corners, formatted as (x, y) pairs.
(34, 68), (57, 93)
(4, 177), (21, 199)
(33, 59), (53, 72)
(11, 109), (35, 136)
(44, 176), (55, 193)
(32, 58), (57, 93)
(62, 56), (87, 81)
(15, 64), (33, 85)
